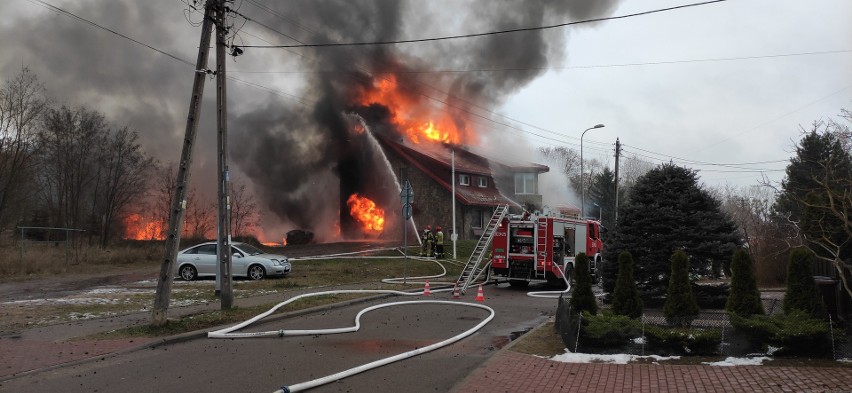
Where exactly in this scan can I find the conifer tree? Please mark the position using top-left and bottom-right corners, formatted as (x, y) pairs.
(612, 251), (643, 319)
(570, 253), (598, 315)
(725, 248), (764, 318)
(784, 248), (827, 319)
(663, 250), (700, 326)
(602, 163), (741, 296)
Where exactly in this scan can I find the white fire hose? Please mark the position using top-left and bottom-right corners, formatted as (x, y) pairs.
(525, 265), (572, 298)
(208, 250), (493, 393)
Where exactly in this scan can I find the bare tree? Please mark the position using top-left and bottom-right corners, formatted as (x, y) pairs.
(0, 68), (50, 232)
(774, 114), (852, 296)
(150, 162), (176, 240)
(184, 189), (214, 239)
(230, 181), (259, 238)
(94, 127), (154, 247)
(718, 184), (791, 285)
(539, 146), (580, 177)
(619, 154), (655, 194)
(36, 106), (106, 229)
(798, 153), (852, 297)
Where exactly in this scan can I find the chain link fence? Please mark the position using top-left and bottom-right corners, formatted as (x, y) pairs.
(555, 295), (852, 359)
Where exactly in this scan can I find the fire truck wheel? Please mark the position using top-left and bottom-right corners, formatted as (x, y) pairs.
(508, 280), (529, 288)
(564, 265), (574, 286)
(591, 259), (601, 284)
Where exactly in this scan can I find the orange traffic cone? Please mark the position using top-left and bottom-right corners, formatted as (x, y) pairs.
(423, 280), (432, 296)
(452, 282), (461, 299)
(475, 284), (485, 302)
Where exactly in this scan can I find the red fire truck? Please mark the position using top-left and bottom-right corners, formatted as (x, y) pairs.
(490, 213), (604, 287)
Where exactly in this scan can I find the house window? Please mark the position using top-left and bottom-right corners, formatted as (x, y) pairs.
(514, 173), (536, 195)
(472, 209), (483, 228)
(477, 176), (488, 188)
(459, 174), (470, 186)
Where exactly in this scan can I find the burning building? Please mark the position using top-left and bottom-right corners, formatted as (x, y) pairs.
(376, 134), (549, 241)
(226, 1), (621, 243)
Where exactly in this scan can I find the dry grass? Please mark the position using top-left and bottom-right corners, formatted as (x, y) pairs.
(510, 321), (566, 357)
(0, 241), (162, 279)
(90, 293), (373, 339)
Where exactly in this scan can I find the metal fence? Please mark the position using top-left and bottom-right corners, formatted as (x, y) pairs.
(555, 295), (852, 360)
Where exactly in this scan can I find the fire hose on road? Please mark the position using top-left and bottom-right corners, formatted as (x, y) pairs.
(208, 250), (494, 393)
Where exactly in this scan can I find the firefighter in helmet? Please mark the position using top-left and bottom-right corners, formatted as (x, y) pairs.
(434, 226), (445, 258)
(421, 225), (433, 256)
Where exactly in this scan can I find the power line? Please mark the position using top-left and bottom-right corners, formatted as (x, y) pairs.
(229, 49), (852, 75)
(240, 0), (729, 49)
(687, 83), (852, 154)
(233, 3), (617, 151)
(26, 0), (314, 109)
(620, 147), (786, 173)
(26, 0), (195, 67)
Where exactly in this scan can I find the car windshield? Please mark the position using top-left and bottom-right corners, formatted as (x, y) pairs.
(235, 243), (264, 256)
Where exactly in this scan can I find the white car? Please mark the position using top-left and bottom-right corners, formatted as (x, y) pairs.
(176, 241), (291, 281)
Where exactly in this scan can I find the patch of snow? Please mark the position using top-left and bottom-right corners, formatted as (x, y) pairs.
(703, 357), (771, 366)
(632, 337), (646, 345)
(550, 350), (680, 364)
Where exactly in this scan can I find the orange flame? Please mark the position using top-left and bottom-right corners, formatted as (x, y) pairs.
(346, 193), (385, 233)
(123, 214), (165, 240)
(357, 75), (472, 145)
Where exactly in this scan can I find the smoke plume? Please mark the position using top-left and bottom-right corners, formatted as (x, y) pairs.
(0, 0), (622, 241)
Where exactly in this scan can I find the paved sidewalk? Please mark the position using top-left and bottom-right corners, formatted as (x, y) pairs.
(452, 351), (852, 392)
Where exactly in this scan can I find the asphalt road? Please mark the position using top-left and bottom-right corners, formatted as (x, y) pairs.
(0, 284), (558, 393)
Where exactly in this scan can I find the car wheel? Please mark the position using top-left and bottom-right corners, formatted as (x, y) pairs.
(248, 264), (266, 280)
(179, 265), (197, 281)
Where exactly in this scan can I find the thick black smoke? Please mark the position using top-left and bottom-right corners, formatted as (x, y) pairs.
(0, 0), (621, 241)
(230, 0), (621, 239)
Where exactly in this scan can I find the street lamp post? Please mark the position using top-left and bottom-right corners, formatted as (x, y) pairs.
(581, 124), (605, 218)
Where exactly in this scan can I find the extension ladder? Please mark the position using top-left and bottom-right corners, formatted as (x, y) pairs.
(457, 204), (510, 294)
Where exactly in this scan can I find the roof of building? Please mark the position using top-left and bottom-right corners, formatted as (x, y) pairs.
(377, 135), (549, 207)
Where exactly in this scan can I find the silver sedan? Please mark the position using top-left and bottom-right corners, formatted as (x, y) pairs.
(175, 241), (291, 281)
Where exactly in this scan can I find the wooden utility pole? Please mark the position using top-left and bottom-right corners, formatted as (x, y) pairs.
(215, 0), (234, 309)
(152, 3), (215, 326)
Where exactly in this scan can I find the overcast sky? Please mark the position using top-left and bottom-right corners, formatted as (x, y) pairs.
(1, 0), (850, 239)
(505, 0), (851, 190)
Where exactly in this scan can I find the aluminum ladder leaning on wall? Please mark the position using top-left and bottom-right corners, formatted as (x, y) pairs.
(456, 204), (510, 294)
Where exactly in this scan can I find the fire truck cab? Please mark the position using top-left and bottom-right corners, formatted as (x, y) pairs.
(490, 212), (603, 287)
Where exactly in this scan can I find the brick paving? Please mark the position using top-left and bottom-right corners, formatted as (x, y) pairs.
(452, 351), (852, 393)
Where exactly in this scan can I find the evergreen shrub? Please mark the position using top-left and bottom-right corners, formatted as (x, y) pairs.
(644, 325), (721, 356)
(663, 250), (700, 327)
(570, 253), (598, 315)
(725, 248), (764, 318)
(731, 311), (831, 357)
(784, 248), (827, 319)
(611, 251), (643, 319)
(579, 311), (642, 349)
